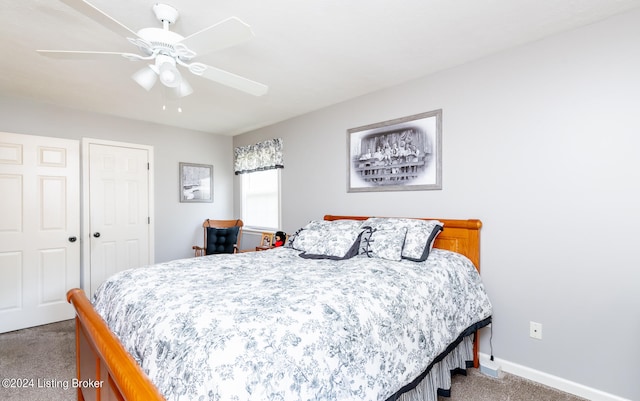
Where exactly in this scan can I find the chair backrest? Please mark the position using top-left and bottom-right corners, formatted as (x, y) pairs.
(194, 219), (244, 256)
(203, 219), (243, 230)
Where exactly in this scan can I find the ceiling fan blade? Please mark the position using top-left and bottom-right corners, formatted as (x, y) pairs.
(197, 64), (268, 96)
(179, 17), (254, 56)
(37, 50), (129, 59)
(59, 0), (139, 38)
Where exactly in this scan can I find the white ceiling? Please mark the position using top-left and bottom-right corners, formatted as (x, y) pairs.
(2, 0), (639, 136)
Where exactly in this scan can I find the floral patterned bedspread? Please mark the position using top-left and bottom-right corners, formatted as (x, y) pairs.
(92, 247), (492, 401)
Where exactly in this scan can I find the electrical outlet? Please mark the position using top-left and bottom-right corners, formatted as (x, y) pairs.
(530, 321), (542, 339)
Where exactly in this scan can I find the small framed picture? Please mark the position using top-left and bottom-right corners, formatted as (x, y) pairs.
(179, 162), (213, 203)
(260, 232), (273, 248)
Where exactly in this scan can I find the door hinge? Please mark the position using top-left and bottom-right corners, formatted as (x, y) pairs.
(147, 162), (150, 170)
(148, 217), (151, 224)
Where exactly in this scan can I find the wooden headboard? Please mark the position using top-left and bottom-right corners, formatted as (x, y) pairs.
(323, 215), (482, 272)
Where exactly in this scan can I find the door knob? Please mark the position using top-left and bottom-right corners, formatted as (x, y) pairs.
(68, 236), (77, 242)
(93, 232), (101, 238)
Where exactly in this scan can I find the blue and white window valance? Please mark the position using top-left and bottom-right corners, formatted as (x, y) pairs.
(234, 138), (284, 175)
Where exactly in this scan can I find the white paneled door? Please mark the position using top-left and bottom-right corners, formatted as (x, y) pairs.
(0, 132), (80, 333)
(86, 141), (152, 296)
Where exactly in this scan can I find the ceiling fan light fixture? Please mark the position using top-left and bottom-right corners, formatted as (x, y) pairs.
(156, 55), (181, 88)
(132, 66), (158, 91)
(159, 66), (180, 87)
(175, 77), (194, 98)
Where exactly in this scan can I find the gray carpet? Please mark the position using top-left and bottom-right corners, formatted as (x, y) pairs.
(0, 320), (587, 401)
(443, 368), (588, 401)
(0, 320), (76, 401)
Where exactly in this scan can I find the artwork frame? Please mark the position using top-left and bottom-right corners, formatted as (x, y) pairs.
(179, 162), (213, 203)
(260, 232), (273, 248)
(347, 109), (442, 192)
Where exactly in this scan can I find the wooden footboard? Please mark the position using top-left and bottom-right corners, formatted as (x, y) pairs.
(66, 288), (164, 401)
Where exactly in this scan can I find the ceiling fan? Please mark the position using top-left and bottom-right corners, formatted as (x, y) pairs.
(37, 0), (268, 97)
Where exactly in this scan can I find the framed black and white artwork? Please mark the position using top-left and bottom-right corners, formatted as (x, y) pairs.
(179, 162), (213, 202)
(347, 109), (442, 192)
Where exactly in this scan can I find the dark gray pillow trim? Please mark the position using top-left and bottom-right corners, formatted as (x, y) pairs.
(402, 224), (443, 262)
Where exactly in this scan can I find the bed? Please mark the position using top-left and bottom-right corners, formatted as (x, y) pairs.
(66, 215), (492, 401)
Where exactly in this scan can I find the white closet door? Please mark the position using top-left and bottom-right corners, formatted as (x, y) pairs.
(86, 140), (152, 296)
(0, 132), (80, 333)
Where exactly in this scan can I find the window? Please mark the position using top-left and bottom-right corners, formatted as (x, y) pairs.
(235, 138), (283, 230)
(240, 169), (280, 230)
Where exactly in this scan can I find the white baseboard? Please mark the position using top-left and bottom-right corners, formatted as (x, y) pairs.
(478, 353), (631, 401)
